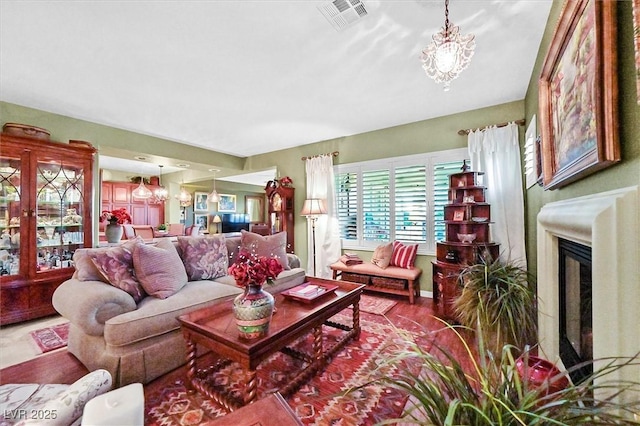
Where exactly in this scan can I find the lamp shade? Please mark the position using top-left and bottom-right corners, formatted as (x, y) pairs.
(213, 214), (222, 223)
(300, 199), (327, 217)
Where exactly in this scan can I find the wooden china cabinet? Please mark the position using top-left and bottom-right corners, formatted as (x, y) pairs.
(265, 180), (295, 253)
(432, 167), (500, 321)
(0, 132), (96, 325)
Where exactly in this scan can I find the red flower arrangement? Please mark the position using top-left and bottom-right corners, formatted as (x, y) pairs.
(228, 250), (283, 288)
(100, 208), (132, 225)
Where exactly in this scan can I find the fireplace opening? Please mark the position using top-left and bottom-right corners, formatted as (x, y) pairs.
(558, 238), (592, 384)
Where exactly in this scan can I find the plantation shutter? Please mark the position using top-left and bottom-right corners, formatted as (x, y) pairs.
(394, 164), (427, 242)
(362, 169), (390, 242)
(433, 160), (466, 243)
(335, 172), (358, 240)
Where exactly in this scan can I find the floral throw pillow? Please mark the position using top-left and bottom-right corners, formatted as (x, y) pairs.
(133, 238), (188, 299)
(178, 235), (229, 281)
(371, 242), (393, 269)
(240, 230), (290, 270)
(89, 240), (146, 303)
(390, 241), (418, 269)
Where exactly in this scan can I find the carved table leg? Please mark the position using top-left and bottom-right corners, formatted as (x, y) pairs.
(313, 325), (323, 361)
(244, 369), (258, 405)
(352, 296), (361, 340)
(185, 337), (197, 393)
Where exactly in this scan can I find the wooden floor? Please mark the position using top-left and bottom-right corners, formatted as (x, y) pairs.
(0, 294), (472, 399)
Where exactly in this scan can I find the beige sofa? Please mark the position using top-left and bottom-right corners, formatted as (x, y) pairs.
(53, 233), (306, 387)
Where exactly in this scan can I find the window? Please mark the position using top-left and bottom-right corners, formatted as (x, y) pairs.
(524, 116), (538, 189)
(335, 148), (468, 254)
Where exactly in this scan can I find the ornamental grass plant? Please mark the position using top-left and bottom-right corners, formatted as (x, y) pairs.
(353, 322), (640, 425)
(453, 255), (537, 355)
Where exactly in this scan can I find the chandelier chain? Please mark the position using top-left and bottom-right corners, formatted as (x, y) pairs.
(444, 0), (450, 37)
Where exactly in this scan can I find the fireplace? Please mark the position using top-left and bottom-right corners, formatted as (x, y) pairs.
(537, 186), (639, 402)
(558, 238), (592, 384)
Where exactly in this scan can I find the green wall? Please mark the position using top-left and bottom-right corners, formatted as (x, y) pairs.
(523, 0), (640, 275)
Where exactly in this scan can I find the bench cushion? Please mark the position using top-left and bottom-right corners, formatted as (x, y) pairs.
(330, 261), (421, 280)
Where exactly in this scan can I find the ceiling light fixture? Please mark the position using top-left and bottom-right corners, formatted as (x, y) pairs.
(175, 172), (192, 207)
(420, 0), (475, 92)
(153, 165), (169, 202)
(207, 169), (220, 203)
(132, 176), (153, 199)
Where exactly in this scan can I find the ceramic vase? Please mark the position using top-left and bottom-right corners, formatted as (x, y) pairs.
(515, 355), (569, 399)
(232, 283), (274, 339)
(104, 223), (123, 243)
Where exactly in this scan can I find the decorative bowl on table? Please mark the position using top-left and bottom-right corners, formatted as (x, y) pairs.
(471, 217), (489, 222)
(457, 233), (477, 244)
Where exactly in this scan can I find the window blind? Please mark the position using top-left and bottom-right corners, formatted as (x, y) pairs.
(394, 164), (427, 242)
(362, 169), (390, 242)
(433, 160), (465, 243)
(336, 172), (358, 240)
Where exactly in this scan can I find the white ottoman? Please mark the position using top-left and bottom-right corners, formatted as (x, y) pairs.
(81, 383), (144, 426)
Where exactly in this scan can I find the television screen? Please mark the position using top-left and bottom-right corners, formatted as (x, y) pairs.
(221, 214), (250, 233)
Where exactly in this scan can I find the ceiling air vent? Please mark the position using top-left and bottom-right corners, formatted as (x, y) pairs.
(318, 0), (368, 31)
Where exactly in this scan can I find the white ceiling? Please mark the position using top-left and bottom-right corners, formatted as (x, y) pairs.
(0, 1), (552, 160)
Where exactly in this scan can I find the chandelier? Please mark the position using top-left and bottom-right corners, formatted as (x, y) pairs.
(207, 169), (220, 203)
(420, 0), (475, 91)
(132, 176), (152, 199)
(153, 165), (169, 203)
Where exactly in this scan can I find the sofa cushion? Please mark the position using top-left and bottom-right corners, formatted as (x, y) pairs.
(103, 280), (243, 347)
(133, 239), (188, 299)
(90, 241), (146, 303)
(391, 241), (418, 269)
(371, 242), (393, 269)
(178, 235), (229, 281)
(240, 230), (290, 270)
(226, 237), (242, 264)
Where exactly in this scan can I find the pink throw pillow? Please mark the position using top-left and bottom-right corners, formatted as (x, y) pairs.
(73, 247), (110, 282)
(90, 240), (146, 302)
(240, 230), (290, 270)
(371, 242), (393, 269)
(390, 241), (418, 269)
(178, 235), (229, 281)
(133, 239), (188, 299)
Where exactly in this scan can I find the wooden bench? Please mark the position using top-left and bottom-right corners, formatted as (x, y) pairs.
(330, 261), (422, 304)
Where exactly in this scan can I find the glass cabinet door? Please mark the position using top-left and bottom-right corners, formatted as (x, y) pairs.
(0, 154), (21, 277)
(35, 160), (86, 273)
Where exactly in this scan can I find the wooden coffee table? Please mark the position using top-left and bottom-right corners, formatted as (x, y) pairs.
(178, 277), (364, 412)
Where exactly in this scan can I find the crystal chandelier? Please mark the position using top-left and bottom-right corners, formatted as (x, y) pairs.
(420, 0), (475, 91)
(207, 169), (220, 203)
(153, 165), (169, 203)
(132, 176), (152, 199)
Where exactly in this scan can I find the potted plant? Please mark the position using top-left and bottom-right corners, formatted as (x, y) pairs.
(352, 323), (640, 425)
(453, 254), (537, 355)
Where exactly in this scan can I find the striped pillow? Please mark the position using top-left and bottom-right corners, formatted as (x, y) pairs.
(391, 241), (418, 269)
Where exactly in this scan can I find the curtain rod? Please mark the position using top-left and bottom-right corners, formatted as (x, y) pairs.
(458, 119), (526, 135)
(301, 151), (339, 161)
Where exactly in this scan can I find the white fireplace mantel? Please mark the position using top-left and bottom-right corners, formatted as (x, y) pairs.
(536, 186), (639, 397)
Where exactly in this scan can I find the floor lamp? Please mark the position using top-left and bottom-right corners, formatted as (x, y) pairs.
(300, 198), (327, 276)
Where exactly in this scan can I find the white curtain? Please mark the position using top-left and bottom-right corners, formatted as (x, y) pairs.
(468, 123), (527, 267)
(305, 155), (342, 278)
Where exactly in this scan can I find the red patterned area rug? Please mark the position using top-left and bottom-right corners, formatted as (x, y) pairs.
(144, 312), (432, 426)
(357, 294), (397, 315)
(29, 322), (69, 353)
